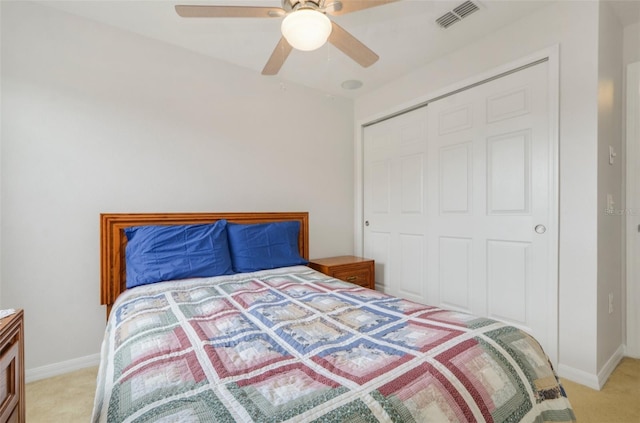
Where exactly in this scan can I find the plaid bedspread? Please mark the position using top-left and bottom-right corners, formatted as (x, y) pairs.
(92, 266), (575, 422)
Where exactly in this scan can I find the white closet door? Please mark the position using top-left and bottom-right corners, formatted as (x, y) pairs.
(363, 61), (556, 363)
(426, 62), (552, 355)
(363, 107), (428, 303)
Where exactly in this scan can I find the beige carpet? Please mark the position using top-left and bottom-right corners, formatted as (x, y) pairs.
(26, 366), (97, 422)
(561, 357), (640, 423)
(26, 358), (640, 422)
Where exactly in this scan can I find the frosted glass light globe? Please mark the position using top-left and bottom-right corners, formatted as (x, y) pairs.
(281, 9), (332, 51)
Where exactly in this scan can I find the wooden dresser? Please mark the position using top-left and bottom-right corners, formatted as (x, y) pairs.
(0, 310), (24, 423)
(308, 256), (375, 290)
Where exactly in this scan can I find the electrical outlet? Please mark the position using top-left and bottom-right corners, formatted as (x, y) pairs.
(608, 293), (614, 314)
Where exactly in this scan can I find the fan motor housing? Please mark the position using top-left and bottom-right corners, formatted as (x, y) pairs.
(284, 0), (324, 12)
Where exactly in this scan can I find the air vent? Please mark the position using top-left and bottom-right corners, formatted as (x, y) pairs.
(436, 1), (480, 29)
(436, 12), (460, 29)
(453, 1), (479, 18)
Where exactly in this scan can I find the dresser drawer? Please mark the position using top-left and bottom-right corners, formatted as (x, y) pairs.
(0, 337), (19, 423)
(0, 310), (24, 423)
(5, 406), (18, 423)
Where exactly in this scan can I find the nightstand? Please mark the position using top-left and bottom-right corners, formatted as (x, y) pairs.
(0, 309), (24, 423)
(308, 256), (375, 290)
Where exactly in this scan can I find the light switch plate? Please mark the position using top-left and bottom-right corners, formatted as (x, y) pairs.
(609, 146), (616, 165)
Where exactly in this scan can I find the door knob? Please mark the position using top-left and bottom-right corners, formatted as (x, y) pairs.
(365, 220), (370, 227)
(534, 224), (546, 234)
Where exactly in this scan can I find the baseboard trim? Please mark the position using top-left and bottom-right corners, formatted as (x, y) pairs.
(597, 345), (625, 388)
(557, 345), (624, 390)
(26, 353), (100, 383)
(557, 364), (600, 390)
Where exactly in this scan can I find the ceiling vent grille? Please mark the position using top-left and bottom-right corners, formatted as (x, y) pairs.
(436, 12), (460, 29)
(436, 1), (480, 29)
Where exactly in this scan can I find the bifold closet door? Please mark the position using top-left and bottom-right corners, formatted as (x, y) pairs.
(364, 61), (556, 363)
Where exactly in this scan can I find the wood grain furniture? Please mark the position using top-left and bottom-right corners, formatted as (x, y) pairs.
(100, 212), (309, 319)
(308, 255), (375, 290)
(0, 310), (24, 423)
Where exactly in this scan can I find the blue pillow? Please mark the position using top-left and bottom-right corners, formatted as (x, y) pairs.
(227, 221), (308, 273)
(124, 220), (234, 288)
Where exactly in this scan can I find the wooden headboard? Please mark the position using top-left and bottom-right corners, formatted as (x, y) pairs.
(100, 212), (309, 319)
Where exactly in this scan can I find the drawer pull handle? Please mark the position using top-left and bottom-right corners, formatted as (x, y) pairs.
(346, 276), (357, 282)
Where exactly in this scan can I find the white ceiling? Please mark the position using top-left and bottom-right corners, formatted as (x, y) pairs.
(35, 0), (640, 98)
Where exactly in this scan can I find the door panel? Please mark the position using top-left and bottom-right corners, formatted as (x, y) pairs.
(371, 161), (390, 213)
(487, 130), (531, 214)
(440, 143), (472, 214)
(400, 154), (424, 214)
(399, 233), (425, 301)
(438, 104), (473, 135)
(486, 240), (530, 325)
(369, 231), (391, 289)
(486, 86), (530, 123)
(439, 236), (472, 312)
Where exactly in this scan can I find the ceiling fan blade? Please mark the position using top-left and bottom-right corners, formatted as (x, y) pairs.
(325, 0), (399, 16)
(328, 21), (378, 68)
(262, 37), (293, 75)
(175, 5), (285, 18)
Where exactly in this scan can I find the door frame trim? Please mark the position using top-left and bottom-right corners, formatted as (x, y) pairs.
(354, 45), (560, 365)
(625, 61), (640, 358)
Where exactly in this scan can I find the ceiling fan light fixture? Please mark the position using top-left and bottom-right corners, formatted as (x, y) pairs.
(281, 9), (332, 51)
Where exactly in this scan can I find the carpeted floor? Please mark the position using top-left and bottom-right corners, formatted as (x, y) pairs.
(26, 358), (640, 422)
(26, 366), (97, 422)
(561, 357), (640, 423)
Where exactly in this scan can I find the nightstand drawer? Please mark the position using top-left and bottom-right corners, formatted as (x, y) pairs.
(332, 268), (371, 288)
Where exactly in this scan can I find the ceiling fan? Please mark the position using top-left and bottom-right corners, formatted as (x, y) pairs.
(175, 0), (398, 75)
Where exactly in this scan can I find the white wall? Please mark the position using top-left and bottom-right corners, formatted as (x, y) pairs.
(0, 1), (354, 374)
(623, 22), (640, 66)
(597, 1), (624, 373)
(355, 1), (606, 386)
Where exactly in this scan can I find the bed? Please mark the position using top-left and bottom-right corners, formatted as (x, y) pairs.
(94, 212), (575, 423)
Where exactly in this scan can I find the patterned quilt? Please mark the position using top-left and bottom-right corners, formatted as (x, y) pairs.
(92, 266), (575, 423)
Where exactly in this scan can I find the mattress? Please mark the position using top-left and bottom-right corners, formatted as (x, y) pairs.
(92, 265), (575, 422)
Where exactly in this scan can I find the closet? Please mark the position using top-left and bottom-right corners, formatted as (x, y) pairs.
(363, 60), (558, 362)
